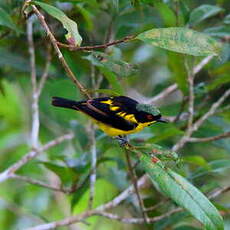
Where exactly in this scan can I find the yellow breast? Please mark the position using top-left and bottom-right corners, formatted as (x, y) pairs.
(94, 120), (155, 136)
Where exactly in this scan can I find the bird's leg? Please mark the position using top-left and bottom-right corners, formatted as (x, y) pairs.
(124, 149), (148, 223)
(115, 135), (129, 147)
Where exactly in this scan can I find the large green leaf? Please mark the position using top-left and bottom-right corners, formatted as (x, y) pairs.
(204, 25), (230, 38)
(34, 1), (82, 46)
(83, 51), (138, 77)
(188, 5), (223, 26)
(0, 8), (19, 33)
(136, 27), (222, 56)
(140, 153), (224, 230)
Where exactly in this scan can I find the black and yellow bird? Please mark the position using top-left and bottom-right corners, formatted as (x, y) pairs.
(51, 96), (167, 137)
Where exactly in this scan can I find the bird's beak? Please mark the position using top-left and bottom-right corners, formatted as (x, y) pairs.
(157, 117), (168, 123)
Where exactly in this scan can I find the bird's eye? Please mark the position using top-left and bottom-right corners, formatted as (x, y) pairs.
(146, 114), (154, 120)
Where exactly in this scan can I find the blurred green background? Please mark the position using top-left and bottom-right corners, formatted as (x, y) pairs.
(0, 0), (229, 229)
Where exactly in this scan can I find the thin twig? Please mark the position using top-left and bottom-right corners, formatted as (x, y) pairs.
(188, 131), (230, 143)
(97, 174), (148, 211)
(216, 104), (230, 114)
(144, 198), (169, 212)
(56, 35), (135, 51)
(96, 208), (181, 224)
(172, 88), (230, 151)
(37, 43), (52, 97)
(192, 55), (214, 75)
(88, 125), (97, 209)
(148, 83), (178, 104)
(0, 133), (74, 183)
(31, 5), (91, 99)
(171, 55), (223, 152)
(26, 210), (97, 230)
(124, 149), (148, 223)
(0, 30), (10, 40)
(10, 174), (71, 193)
(208, 185), (230, 199)
(192, 88), (230, 133)
(185, 59), (194, 130)
(148, 55), (213, 107)
(27, 18), (39, 149)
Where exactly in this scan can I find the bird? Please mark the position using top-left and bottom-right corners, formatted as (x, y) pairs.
(51, 96), (167, 137)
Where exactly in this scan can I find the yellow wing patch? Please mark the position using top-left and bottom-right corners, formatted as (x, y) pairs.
(100, 99), (113, 105)
(110, 106), (120, 111)
(116, 112), (137, 123)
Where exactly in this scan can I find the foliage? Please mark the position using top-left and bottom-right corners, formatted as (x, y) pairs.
(0, 0), (229, 230)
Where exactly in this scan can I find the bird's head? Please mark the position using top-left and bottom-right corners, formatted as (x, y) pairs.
(135, 103), (168, 124)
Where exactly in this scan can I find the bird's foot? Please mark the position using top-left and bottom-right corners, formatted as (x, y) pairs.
(115, 135), (129, 147)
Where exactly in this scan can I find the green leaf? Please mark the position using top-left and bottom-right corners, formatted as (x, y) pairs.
(154, 2), (177, 27)
(99, 67), (124, 94)
(0, 8), (19, 33)
(179, 0), (190, 24)
(149, 124), (184, 143)
(136, 27), (222, 56)
(174, 226), (201, 230)
(140, 153), (224, 230)
(168, 52), (188, 93)
(42, 162), (72, 184)
(75, 4), (93, 31)
(138, 143), (179, 162)
(183, 156), (210, 169)
(189, 5), (223, 26)
(192, 159), (230, 179)
(207, 74), (230, 91)
(83, 51), (138, 77)
(34, 1), (82, 46)
(224, 14), (230, 24)
(210, 61), (230, 75)
(204, 25), (230, 38)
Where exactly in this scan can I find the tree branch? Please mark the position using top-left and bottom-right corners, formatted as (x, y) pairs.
(10, 174), (71, 193)
(56, 35), (135, 51)
(191, 88), (230, 133)
(88, 125), (97, 209)
(125, 149), (148, 222)
(147, 55), (214, 105)
(0, 133), (74, 183)
(185, 59), (195, 130)
(148, 83), (178, 104)
(27, 17), (39, 149)
(188, 131), (230, 143)
(37, 43), (52, 97)
(31, 5), (91, 99)
(192, 55), (214, 75)
(172, 88), (230, 152)
(26, 183), (230, 230)
(96, 208), (181, 224)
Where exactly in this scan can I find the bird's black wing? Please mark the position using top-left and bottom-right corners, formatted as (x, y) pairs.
(52, 96), (138, 131)
(77, 97), (138, 131)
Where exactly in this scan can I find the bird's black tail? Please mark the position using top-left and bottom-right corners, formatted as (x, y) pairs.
(51, 97), (81, 110)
